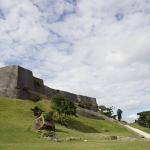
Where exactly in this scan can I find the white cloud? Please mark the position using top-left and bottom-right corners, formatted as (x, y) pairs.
(0, 0), (150, 122)
(125, 114), (139, 123)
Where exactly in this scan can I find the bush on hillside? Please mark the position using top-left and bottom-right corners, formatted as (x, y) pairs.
(78, 102), (96, 110)
(43, 111), (55, 122)
(30, 106), (44, 117)
(51, 94), (77, 125)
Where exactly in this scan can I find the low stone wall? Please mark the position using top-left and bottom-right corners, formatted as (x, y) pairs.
(76, 106), (104, 120)
(92, 133), (149, 141)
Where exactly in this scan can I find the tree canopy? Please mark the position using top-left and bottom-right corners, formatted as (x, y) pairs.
(136, 111), (150, 128)
(98, 105), (114, 117)
(117, 109), (123, 121)
(51, 94), (77, 119)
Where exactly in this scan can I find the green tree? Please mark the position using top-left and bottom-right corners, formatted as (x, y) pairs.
(51, 94), (77, 124)
(99, 105), (107, 113)
(99, 105), (114, 117)
(117, 109), (123, 121)
(137, 111), (150, 128)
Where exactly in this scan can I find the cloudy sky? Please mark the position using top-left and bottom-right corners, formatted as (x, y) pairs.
(0, 0), (150, 123)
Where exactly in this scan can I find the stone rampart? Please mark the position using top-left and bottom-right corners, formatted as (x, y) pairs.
(44, 86), (57, 98)
(76, 106), (104, 120)
(0, 65), (19, 98)
(33, 76), (44, 94)
(0, 65), (18, 89)
(0, 65), (98, 110)
(77, 95), (96, 103)
(58, 90), (77, 102)
(18, 66), (35, 91)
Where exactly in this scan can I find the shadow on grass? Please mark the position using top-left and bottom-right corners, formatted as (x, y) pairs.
(66, 117), (100, 133)
(55, 129), (69, 133)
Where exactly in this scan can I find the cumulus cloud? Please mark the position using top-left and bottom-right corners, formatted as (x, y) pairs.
(125, 114), (139, 123)
(0, 0), (150, 122)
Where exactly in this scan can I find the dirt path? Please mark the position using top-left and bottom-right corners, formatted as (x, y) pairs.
(125, 125), (150, 139)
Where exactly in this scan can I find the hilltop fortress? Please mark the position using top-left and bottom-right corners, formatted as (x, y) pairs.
(0, 65), (98, 111)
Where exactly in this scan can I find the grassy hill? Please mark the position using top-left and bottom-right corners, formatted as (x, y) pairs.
(1, 97), (150, 150)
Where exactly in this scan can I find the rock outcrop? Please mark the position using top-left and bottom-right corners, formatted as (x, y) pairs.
(33, 116), (55, 131)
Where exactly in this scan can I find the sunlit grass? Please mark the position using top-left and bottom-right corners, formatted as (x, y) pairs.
(1, 97), (149, 150)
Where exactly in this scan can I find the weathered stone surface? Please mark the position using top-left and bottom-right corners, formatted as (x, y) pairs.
(0, 65), (19, 98)
(58, 90), (77, 102)
(33, 76), (44, 94)
(33, 116), (55, 131)
(93, 133), (150, 141)
(108, 136), (117, 140)
(44, 86), (57, 98)
(77, 95), (96, 103)
(18, 66), (35, 91)
(76, 107), (104, 120)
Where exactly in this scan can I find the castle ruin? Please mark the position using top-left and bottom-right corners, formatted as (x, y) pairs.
(0, 65), (98, 111)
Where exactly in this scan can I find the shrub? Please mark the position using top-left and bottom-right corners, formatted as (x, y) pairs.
(51, 94), (77, 125)
(78, 102), (94, 109)
(43, 111), (54, 122)
(14, 86), (21, 89)
(30, 106), (44, 117)
(22, 86), (30, 91)
(26, 90), (41, 102)
(34, 80), (41, 87)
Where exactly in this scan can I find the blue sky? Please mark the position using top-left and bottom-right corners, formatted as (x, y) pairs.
(0, 0), (150, 123)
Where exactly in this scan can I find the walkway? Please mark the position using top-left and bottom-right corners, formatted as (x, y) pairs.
(125, 125), (150, 139)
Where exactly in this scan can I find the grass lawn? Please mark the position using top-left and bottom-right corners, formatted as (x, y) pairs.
(1, 140), (150, 150)
(1, 97), (150, 150)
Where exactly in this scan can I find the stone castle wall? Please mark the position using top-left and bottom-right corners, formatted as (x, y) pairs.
(18, 66), (35, 91)
(33, 76), (45, 94)
(0, 65), (98, 111)
(77, 95), (97, 103)
(44, 86), (57, 98)
(76, 107), (104, 120)
(0, 65), (20, 98)
(58, 90), (77, 102)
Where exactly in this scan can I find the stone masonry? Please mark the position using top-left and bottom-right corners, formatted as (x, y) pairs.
(0, 65), (98, 111)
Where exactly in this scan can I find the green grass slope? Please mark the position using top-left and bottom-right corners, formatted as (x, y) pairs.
(1, 97), (150, 150)
(129, 123), (150, 134)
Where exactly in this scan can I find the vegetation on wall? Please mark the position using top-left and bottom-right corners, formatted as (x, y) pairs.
(34, 80), (41, 87)
(15, 86), (41, 101)
(78, 101), (96, 110)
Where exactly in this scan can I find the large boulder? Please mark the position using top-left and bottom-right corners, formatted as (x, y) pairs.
(33, 116), (55, 131)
